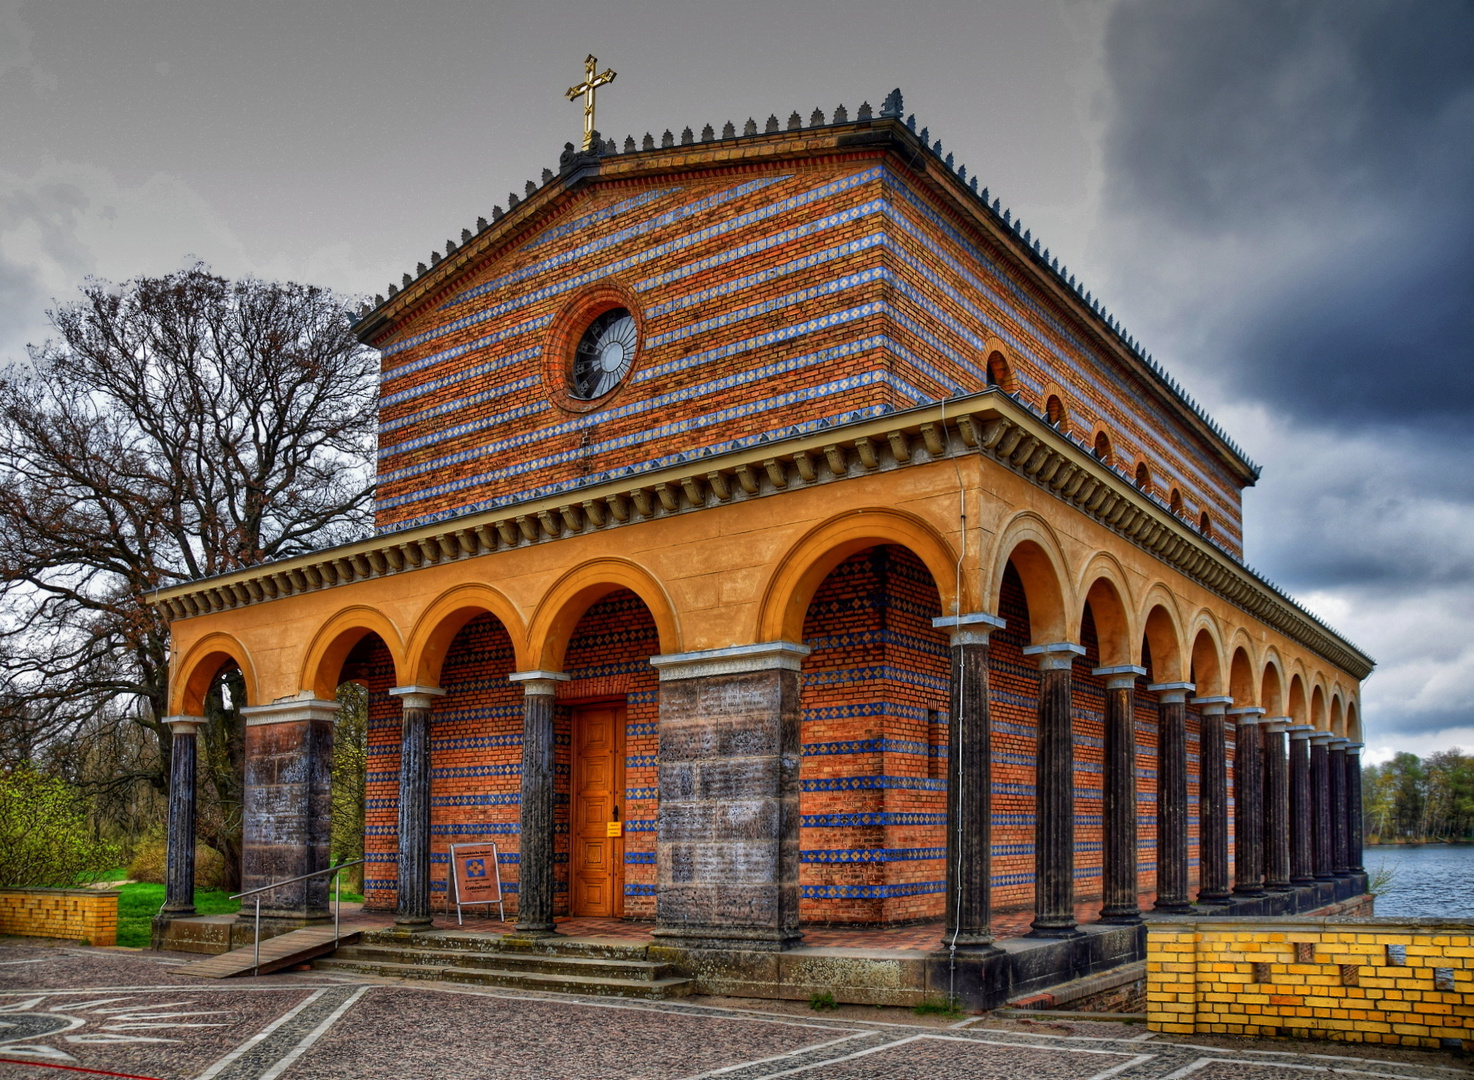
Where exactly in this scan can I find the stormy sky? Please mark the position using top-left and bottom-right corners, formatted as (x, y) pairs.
(2, 0), (1469, 763)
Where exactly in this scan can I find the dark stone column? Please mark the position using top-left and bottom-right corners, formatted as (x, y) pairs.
(1346, 742), (1365, 873)
(933, 614), (1006, 952)
(651, 642), (807, 950)
(1329, 738), (1350, 876)
(1288, 726), (1315, 885)
(161, 717), (202, 916)
(1229, 708), (1266, 896)
(1262, 719), (1291, 892)
(1097, 665), (1147, 924)
(240, 696), (339, 920)
(1024, 642), (1085, 939)
(1310, 732), (1334, 880)
(509, 672), (566, 936)
(390, 687), (444, 932)
(1151, 683), (1195, 913)
(1193, 697), (1233, 903)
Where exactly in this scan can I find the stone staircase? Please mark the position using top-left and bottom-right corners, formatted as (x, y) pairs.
(312, 929), (693, 1000)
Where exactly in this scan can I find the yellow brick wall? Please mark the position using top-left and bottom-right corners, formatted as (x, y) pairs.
(1146, 918), (1472, 1048)
(0, 888), (119, 946)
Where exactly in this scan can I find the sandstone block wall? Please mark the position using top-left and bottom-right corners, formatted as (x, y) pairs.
(0, 887), (118, 946)
(1147, 919), (1473, 1047)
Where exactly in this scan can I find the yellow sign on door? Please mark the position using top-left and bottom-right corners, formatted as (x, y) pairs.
(606, 821), (623, 837)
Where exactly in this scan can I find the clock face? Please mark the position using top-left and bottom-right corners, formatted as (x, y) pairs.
(571, 308), (637, 399)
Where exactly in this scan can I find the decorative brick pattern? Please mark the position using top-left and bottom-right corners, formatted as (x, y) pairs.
(0, 888), (118, 945)
(1147, 920), (1474, 1046)
(799, 546), (949, 924)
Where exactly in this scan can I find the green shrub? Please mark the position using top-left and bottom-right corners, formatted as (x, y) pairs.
(126, 832), (227, 890)
(0, 766), (120, 887)
(913, 995), (963, 1019)
(809, 991), (839, 1012)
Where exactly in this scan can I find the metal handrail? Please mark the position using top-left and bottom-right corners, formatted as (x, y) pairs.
(229, 859), (367, 976)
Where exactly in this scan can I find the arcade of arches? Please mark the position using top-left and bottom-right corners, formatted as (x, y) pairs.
(156, 476), (1370, 949)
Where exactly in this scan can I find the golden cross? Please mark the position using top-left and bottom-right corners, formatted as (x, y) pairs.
(565, 54), (616, 152)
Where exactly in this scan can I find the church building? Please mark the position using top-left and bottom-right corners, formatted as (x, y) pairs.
(150, 86), (1372, 974)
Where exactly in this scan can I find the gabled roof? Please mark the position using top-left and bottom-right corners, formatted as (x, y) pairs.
(352, 88), (1261, 488)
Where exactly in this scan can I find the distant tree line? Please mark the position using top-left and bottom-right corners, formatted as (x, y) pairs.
(1363, 750), (1474, 844)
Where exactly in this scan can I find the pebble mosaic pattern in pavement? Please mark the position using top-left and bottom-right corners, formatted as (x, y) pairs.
(0, 941), (1467, 1080)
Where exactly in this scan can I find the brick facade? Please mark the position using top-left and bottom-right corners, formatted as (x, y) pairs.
(0, 888), (118, 946)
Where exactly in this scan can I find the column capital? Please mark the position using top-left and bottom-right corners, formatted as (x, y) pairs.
(1191, 695), (1234, 715)
(932, 612), (1005, 646)
(1287, 724), (1315, 739)
(1022, 641), (1085, 671)
(389, 685), (447, 711)
(240, 695), (340, 727)
(1309, 730), (1335, 745)
(1328, 736), (1351, 749)
(1262, 716), (1291, 733)
(1226, 706), (1266, 724)
(164, 715), (205, 735)
(507, 670), (570, 697)
(1345, 742), (1366, 756)
(1093, 665), (1146, 689)
(649, 641), (810, 680)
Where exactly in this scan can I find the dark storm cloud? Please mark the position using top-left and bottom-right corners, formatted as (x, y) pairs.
(1102, 0), (1474, 427)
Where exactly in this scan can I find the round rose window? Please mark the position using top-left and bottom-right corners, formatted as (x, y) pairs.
(571, 308), (637, 399)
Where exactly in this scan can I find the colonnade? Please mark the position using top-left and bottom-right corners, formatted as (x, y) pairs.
(157, 650), (1367, 939)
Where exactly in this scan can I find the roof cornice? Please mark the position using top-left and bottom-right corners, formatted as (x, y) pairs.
(147, 390), (1371, 681)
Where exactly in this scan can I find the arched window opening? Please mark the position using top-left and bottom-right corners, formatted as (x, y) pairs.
(1169, 488), (1183, 516)
(1199, 510), (1211, 537)
(1045, 394), (1067, 429)
(1135, 461), (1150, 491)
(1093, 430), (1112, 464)
(986, 351), (1017, 394)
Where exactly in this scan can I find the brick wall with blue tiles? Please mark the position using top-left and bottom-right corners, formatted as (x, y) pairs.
(990, 564), (1037, 912)
(369, 152), (1247, 556)
(344, 635), (402, 911)
(1072, 608), (1107, 899)
(798, 546), (950, 924)
(1135, 682), (1161, 896)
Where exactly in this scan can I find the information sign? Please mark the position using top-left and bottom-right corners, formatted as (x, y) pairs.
(447, 842), (504, 924)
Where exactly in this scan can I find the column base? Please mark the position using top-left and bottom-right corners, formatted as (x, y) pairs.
(157, 904), (196, 918)
(1152, 899), (1194, 914)
(508, 926), (561, 940)
(939, 929), (999, 953)
(1195, 891), (1233, 905)
(1265, 881), (1293, 893)
(392, 915), (435, 934)
(1026, 918), (1083, 939)
(1232, 885), (1266, 898)
(1096, 908), (1143, 925)
(1290, 876), (1316, 886)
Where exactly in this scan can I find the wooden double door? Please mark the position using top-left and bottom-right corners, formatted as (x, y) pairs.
(571, 704), (625, 917)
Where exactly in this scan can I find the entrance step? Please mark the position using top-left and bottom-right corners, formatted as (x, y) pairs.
(177, 926), (367, 978)
(312, 938), (692, 1000)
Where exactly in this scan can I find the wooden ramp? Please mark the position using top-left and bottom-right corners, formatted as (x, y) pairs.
(178, 926), (370, 978)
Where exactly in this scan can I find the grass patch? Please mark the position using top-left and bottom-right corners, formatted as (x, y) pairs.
(330, 883), (364, 903)
(913, 995), (964, 1019)
(115, 883), (239, 948)
(87, 866), (132, 884)
(809, 991), (839, 1012)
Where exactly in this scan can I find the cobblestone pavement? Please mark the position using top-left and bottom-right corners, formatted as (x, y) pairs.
(0, 940), (1467, 1080)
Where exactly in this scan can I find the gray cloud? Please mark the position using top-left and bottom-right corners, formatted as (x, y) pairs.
(1101, 0), (1474, 427)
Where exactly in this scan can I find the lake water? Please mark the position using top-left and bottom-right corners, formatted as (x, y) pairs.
(1363, 844), (1474, 918)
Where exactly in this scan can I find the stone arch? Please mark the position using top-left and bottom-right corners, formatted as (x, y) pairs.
(173, 631), (258, 716)
(986, 512), (1072, 644)
(405, 583), (529, 687)
(301, 606), (409, 701)
(759, 508), (963, 644)
(530, 557), (680, 671)
(1310, 682), (1327, 730)
(1140, 589), (1187, 683)
(1329, 692), (1345, 735)
(1229, 641), (1257, 704)
(1093, 427), (1114, 466)
(1287, 673), (1308, 724)
(1259, 650), (1285, 715)
(1042, 382), (1071, 432)
(1346, 701), (1362, 742)
(1134, 459), (1152, 494)
(1074, 554), (1135, 667)
(1168, 488), (1184, 517)
(1187, 611), (1226, 696)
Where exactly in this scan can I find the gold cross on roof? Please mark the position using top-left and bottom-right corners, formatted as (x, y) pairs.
(566, 54), (617, 152)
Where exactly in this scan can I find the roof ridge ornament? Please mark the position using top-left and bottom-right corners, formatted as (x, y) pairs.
(565, 54), (617, 152)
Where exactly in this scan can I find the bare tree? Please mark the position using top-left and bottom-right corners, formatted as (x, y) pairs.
(0, 265), (377, 887)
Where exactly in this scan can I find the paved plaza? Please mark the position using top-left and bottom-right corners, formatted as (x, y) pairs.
(0, 940), (1466, 1080)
